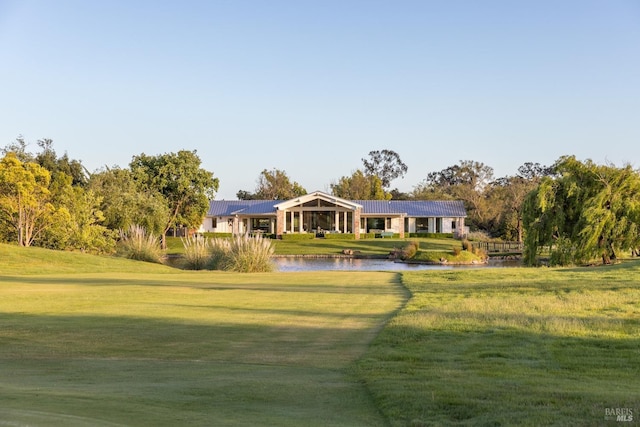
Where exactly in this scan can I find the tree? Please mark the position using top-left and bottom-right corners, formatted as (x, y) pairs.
(0, 153), (55, 246)
(419, 160), (496, 231)
(362, 149), (408, 189)
(1, 136), (34, 163)
(330, 169), (389, 200)
(34, 138), (88, 187)
(490, 163), (552, 242)
(41, 172), (114, 253)
(240, 168), (306, 200)
(130, 150), (219, 248)
(89, 167), (169, 235)
(523, 156), (640, 265)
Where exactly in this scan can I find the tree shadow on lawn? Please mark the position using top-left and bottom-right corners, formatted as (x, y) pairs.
(0, 311), (393, 426)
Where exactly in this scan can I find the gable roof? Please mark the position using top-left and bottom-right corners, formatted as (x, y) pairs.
(274, 191), (362, 210)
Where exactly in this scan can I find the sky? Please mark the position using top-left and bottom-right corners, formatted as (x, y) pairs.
(1, 1), (639, 200)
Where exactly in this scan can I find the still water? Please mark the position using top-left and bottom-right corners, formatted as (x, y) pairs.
(273, 257), (520, 272)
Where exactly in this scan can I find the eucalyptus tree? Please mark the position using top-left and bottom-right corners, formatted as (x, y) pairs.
(238, 168), (306, 200)
(491, 163), (552, 242)
(523, 156), (640, 265)
(419, 160), (495, 231)
(362, 149), (408, 189)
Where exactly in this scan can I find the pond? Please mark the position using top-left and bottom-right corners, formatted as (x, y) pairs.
(273, 257), (521, 272)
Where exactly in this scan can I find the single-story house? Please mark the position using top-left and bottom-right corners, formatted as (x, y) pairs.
(199, 191), (467, 239)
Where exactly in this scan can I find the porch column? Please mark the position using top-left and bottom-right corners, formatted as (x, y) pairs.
(354, 208), (361, 239)
(298, 210), (303, 233)
(290, 211), (295, 233)
(343, 211), (347, 233)
(232, 216), (239, 235)
(335, 211), (339, 232)
(399, 215), (405, 239)
(276, 209), (285, 237)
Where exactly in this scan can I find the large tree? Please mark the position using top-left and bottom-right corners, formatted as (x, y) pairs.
(238, 168), (306, 200)
(41, 172), (114, 253)
(34, 138), (88, 187)
(418, 160), (496, 231)
(490, 163), (552, 242)
(362, 149), (408, 189)
(330, 169), (389, 200)
(89, 167), (169, 235)
(523, 156), (640, 265)
(0, 153), (55, 246)
(130, 150), (218, 248)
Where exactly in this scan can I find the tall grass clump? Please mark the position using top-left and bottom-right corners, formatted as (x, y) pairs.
(210, 234), (274, 272)
(181, 235), (212, 270)
(401, 240), (419, 260)
(117, 224), (164, 263)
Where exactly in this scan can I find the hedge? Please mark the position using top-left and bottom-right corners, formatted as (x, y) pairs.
(407, 232), (454, 239)
(323, 233), (356, 240)
(280, 233), (316, 241)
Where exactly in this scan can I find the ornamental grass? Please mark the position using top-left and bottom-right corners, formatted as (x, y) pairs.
(116, 224), (164, 263)
(210, 234), (275, 272)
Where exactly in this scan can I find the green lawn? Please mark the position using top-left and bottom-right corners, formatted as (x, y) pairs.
(2, 243), (639, 426)
(357, 261), (640, 426)
(0, 244), (406, 426)
(167, 236), (458, 256)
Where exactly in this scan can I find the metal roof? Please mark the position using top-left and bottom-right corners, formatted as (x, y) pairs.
(355, 200), (467, 217)
(207, 200), (278, 216)
(208, 199), (466, 217)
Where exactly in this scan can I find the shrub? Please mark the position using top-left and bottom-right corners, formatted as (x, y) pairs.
(549, 237), (575, 266)
(461, 239), (472, 251)
(117, 224), (163, 263)
(181, 235), (212, 270)
(407, 233), (454, 239)
(324, 233), (356, 240)
(401, 240), (420, 260)
(210, 234), (274, 272)
(465, 230), (493, 241)
(281, 233), (315, 241)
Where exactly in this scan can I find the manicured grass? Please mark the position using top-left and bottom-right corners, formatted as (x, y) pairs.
(356, 261), (640, 426)
(0, 244), (406, 426)
(167, 236), (458, 256)
(272, 237), (457, 256)
(3, 243), (639, 425)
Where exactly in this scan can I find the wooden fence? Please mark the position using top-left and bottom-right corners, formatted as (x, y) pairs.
(472, 241), (524, 253)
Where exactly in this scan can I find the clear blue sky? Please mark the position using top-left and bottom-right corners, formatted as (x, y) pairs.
(1, 1), (639, 199)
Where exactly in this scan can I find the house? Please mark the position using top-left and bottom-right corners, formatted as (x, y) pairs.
(200, 191), (467, 239)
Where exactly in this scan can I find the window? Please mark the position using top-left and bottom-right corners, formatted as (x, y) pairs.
(251, 218), (270, 231)
(211, 218), (217, 228)
(386, 218), (391, 229)
(367, 218), (385, 231)
(416, 218), (429, 232)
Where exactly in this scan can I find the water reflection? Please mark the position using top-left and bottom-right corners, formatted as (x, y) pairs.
(274, 257), (520, 272)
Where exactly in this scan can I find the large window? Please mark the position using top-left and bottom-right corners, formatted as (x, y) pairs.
(416, 218), (429, 232)
(367, 218), (385, 231)
(251, 218), (270, 232)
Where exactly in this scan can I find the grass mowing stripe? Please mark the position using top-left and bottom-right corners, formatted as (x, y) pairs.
(0, 265), (406, 426)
